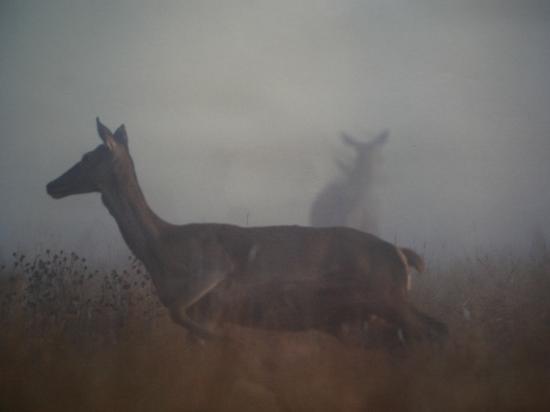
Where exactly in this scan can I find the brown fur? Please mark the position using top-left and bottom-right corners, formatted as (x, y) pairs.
(46, 118), (447, 344)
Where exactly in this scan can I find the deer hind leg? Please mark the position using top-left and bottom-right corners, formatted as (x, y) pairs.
(368, 303), (443, 344)
(410, 306), (448, 341)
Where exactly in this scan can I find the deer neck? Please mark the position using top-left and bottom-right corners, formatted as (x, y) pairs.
(100, 165), (167, 268)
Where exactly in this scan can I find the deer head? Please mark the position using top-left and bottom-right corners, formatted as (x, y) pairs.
(341, 129), (388, 161)
(46, 118), (131, 199)
(332, 130), (388, 177)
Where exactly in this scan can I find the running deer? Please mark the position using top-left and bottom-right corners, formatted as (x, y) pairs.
(310, 131), (388, 233)
(46, 119), (446, 343)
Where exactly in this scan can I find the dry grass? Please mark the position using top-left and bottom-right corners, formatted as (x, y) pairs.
(1, 247), (549, 412)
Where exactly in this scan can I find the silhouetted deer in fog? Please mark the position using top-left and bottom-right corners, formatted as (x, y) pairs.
(310, 131), (388, 234)
(46, 119), (446, 344)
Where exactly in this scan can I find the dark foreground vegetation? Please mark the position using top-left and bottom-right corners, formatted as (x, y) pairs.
(1, 247), (549, 411)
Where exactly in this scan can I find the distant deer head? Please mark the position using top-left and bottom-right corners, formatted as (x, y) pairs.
(46, 118), (131, 199)
(310, 130), (388, 232)
(337, 130), (388, 180)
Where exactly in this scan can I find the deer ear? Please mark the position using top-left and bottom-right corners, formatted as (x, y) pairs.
(341, 133), (360, 148)
(96, 117), (117, 151)
(114, 124), (128, 146)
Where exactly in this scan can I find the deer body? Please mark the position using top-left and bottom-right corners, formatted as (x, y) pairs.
(46, 119), (446, 343)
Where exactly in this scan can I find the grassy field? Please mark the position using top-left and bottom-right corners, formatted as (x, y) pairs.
(1, 248), (549, 411)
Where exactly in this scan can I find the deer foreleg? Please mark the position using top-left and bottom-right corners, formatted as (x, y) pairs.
(170, 306), (222, 341)
(168, 271), (227, 341)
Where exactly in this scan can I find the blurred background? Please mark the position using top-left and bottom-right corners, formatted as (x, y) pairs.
(1, 0), (549, 263)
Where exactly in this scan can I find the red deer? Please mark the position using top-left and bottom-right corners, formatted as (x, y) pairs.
(310, 131), (388, 234)
(46, 118), (447, 344)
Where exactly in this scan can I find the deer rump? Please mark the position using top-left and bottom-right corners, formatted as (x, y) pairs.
(178, 225), (447, 343)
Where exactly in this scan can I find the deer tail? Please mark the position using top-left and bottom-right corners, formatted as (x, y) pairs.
(399, 248), (425, 273)
(396, 247), (425, 291)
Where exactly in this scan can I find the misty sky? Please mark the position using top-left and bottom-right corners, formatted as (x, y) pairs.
(1, 0), (549, 262)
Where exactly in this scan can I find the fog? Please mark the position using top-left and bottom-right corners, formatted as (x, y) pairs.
(1, 0), (549, 263)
